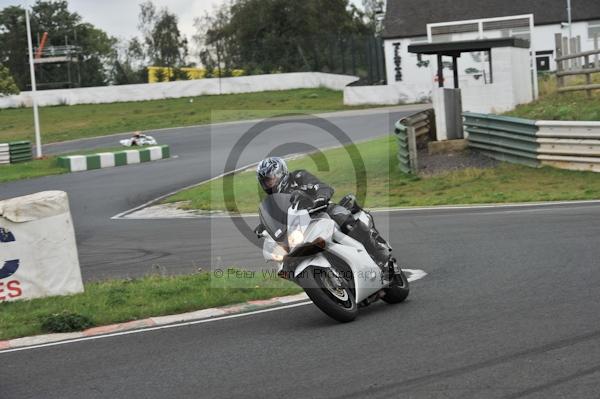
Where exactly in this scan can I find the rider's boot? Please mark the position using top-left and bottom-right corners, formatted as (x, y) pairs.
(345, 219), (392, 276)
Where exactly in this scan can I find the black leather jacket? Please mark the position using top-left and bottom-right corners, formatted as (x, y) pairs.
(277, 169), (334, 206)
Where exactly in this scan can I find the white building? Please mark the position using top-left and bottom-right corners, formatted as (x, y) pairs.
(380, 0), (600, 103)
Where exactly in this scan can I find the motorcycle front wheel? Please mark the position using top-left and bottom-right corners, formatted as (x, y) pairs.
(298, 266), (357, 323)
(382, 267), (410, 304)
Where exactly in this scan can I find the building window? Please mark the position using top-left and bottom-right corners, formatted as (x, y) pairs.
(510, 27), (531, 42)
(589, 21), (600, 39)
(535, 50), (552, 72)
(410, 36), (428, 44)
(431, 34), (452, 43)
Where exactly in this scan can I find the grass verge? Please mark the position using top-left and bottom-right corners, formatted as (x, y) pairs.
(0, 157), (67, 183)
(163, 135), (600, 213)
(506, 74), (600, 121)
(0, 146), (147, 184)
(0, 88), (372, 144)
(0, 270), (302, 341)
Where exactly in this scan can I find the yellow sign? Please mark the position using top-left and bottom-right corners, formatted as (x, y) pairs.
(147, 66), (245, 83)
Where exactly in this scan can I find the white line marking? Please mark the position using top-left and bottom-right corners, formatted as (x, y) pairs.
(44, 105), (427, 150)
(405, 269), (427, 282)
(370, 199), (600, 213)
(116, 199), (600, 220)
(111, 137), (385, 219)
(111, 161), (261, 219)
(462, 204), (600, 216)
(0, 269), (427, 354)
(110, 106), (431, 219)
(0, 302), (312, 354)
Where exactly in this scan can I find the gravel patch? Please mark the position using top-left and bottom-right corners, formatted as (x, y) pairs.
(417, 149), (499, 176)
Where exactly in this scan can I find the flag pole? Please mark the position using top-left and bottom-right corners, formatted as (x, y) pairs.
(25, 8), (42, 158)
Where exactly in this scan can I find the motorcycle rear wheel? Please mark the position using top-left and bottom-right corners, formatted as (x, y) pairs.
(298, 267), (358, 322)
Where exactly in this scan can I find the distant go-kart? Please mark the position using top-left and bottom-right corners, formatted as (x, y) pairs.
(120, 133), (157, 147)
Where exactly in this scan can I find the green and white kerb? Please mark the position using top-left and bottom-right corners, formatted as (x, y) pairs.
(58, 145), (170, 172)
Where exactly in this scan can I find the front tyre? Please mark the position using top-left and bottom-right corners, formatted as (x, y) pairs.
(298, 267), (357, 322)
(382, 268), (410, 304)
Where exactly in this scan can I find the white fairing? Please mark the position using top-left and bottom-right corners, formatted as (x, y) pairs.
(356, 210), (373, 228)
(262, 204), (387, 303)
(262, 235), (280, 261)
(287, 206), (312, 236)
(293, 220), (386, 303)
(290, 217), (336, 277)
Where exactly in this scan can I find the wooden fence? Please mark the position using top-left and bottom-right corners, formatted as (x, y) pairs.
(555, 33), (600, 97)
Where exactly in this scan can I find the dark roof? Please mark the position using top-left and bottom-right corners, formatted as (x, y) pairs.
(382, 0), (600, 39)
(408, 38), (530, 56)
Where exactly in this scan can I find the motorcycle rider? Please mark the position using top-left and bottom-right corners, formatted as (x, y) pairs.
(256, 156), (391, 269)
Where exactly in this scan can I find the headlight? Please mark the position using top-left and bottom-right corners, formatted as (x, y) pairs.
(288, 229), (304, 248)
(271, 245), (287, 262)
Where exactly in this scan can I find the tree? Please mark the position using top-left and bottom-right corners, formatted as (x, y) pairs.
(360, 0), (385, 33)
(195, 0), (371, 75)
(137, 1), (188, 68)
(74, 22), (117, 87)
(31, 0), (117, 87)
(0, 64), (19, 96)
(111, 1), (189, 84)
(194, 4), (236, 75)
(0, 6), (29, 90)
(0, 1), (116, 90)
(110, 38), (147, 85)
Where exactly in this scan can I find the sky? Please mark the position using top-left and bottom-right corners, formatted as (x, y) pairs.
(0, 0), (224, 41)
(0, 0), (366, 43)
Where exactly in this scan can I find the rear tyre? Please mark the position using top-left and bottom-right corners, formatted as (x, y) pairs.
(298, 267), (357, 322)
(382, 268), (410, 304)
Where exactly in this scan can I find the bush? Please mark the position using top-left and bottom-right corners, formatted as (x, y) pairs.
(0, 65), (19, 96)
(40, 311), (95, 333)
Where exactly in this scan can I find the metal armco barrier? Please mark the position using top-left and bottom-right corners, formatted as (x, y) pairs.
(0, 141), (33, 164)
(394, 121), (413, 174)
(0, 143), (9, 165)
(464, 113), (540, 167)
(8, 141), (33, 163)
(464, 112), (600, 172)
(536, 121), (600, 172)
(394, 109), (435, 174)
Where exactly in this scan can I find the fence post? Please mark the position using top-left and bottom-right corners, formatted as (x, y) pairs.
(555, 33), (564, 89)
(569, 37), (576, 69)
(576, 36), (582, 69)
(595, 33), (599, 68)
(563, 36), (570, 69)
(585, 55), (592, 98)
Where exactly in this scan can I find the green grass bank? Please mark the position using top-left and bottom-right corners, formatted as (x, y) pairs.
(164, 135), (600, 213)
(0, 271), (302, 341)
(0, 88), (371, 144)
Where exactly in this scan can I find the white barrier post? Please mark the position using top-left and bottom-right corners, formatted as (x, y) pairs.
(0, 191), (84, 302)
(25, 9), (42, 158)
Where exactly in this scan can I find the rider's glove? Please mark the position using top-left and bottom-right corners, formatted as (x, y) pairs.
(254, 223), (266, 238)
(290, 190), (314, 209)
(312, 197), (328, 209)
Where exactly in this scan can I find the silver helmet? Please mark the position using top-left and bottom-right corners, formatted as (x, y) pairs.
(256, 157), (288, 194)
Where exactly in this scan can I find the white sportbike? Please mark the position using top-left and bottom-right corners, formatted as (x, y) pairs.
(256, 193), (409, 322)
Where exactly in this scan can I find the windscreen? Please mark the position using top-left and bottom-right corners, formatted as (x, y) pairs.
(259, 193), (292, 242)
